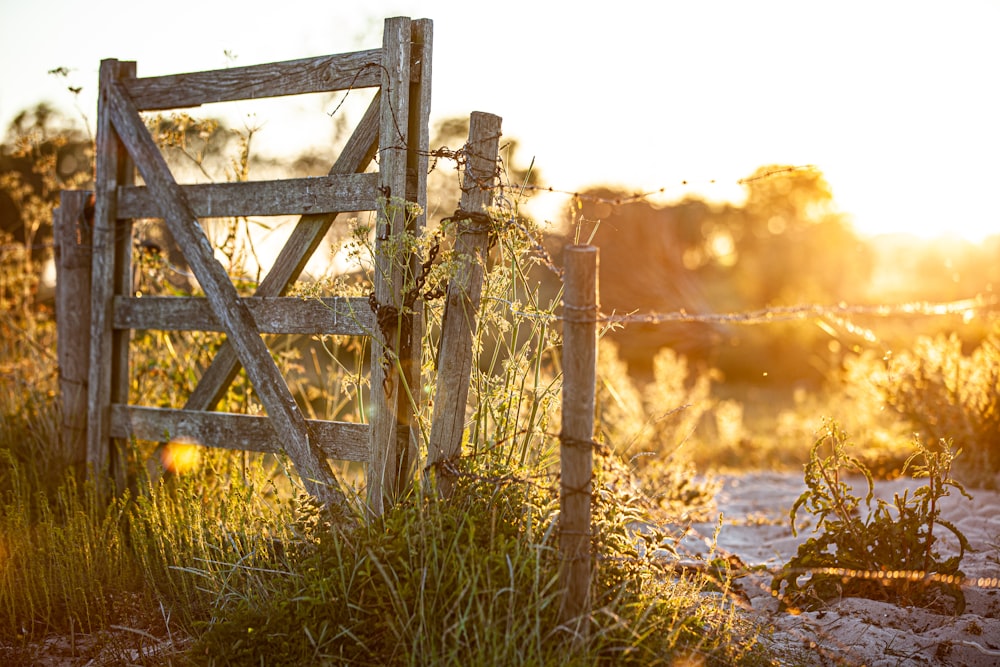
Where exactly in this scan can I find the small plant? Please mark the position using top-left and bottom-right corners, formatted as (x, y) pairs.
(772, 420), (972, 615)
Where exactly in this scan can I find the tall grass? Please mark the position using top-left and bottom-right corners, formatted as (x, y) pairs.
(0, 118), (771, 664)
(872, 331), (1000, 484)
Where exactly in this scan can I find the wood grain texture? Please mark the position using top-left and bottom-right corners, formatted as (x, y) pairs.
(85, 20), (433, 518)
(56, 191), (92, 478)
(118, 174), (378, 219)
(426, 112), (501, 497)
(105, 75), (349, 512)
(125, 50), (383, 110)
(558, 245), (598, 631)
(110, 405), (369, 462)
(393, 18), (434, 496)
(367, 16), (413, 516)
(87, 59), (135, 494)
(114, 295), (373, 335)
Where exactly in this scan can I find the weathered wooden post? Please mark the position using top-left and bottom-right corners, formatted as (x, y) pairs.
(559, 244), (598, 634)
(88, 58), (136, 497)
(54, 190), (92, 479)
(367, 16), (429, 515)
(426, 111), (502, 497)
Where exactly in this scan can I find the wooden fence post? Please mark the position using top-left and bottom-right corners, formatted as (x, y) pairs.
(559, 244), (598, 634)
(367, 16), (417, 516)
(88, 58), (136, 497)
(426, 111), (502, 496)
(55, 190), (92, 479)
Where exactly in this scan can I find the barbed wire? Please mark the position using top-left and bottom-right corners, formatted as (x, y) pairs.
(11, 78), (995, 667)
(415, 127), (821, 214)
(495, 164), (821, 206)
(488, 293), (1000, 328)
(598, 294), (1000, 326)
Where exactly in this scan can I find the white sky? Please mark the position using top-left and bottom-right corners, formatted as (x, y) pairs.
(2, 0), (998, 241)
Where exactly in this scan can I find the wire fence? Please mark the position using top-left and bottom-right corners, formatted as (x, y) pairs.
(5, 57), (996, 665)
(491, 293), (1000, 329)
(542, 229), (999, 662)
(496, 164), (820, 206)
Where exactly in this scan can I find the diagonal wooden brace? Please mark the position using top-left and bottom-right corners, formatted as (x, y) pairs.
(103, 71), (349, 513)
(183, 92), (381, 413)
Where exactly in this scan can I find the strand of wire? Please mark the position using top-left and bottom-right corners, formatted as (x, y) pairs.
(418, 141), (817, 208)
(494, 164), (820, 206)
(488, 294), (1000, 326)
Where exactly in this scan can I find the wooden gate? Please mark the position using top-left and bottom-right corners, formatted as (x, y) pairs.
(85, 16), (432, 516)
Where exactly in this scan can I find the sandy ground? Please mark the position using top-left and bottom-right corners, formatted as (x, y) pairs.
(676, 471), (1000, 667)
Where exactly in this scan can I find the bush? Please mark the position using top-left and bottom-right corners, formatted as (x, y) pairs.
(874, 331), (1000, 485)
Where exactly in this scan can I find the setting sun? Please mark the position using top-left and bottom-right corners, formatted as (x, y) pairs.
(2, 1), (997, 243)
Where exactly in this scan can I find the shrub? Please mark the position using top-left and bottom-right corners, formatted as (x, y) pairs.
(874, 331), (1000, 485)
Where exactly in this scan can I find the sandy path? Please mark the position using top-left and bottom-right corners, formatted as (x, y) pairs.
(675, 471), (1000, 666)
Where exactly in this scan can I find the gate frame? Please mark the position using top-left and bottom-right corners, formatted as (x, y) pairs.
(82, 16), (432, 516)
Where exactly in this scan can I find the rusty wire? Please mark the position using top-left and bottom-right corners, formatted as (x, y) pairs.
(487, 293), (1000, 327)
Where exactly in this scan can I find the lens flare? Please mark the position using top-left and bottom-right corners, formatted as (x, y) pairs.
(161, 437), (202, 474)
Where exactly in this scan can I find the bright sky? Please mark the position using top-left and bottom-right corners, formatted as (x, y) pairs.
(2, 0), (998, 242)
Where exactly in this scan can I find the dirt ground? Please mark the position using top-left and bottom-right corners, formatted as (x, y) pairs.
(678, 471), (1000, 666)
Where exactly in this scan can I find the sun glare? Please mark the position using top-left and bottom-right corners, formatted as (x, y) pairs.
(826, 163), (999, 243)
(161, 438), (203, 474)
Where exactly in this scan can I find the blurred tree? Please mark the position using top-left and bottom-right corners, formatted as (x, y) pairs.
(1, 103), (93, 255)
(557, 166), (875, 384)
(712, 165), (872, 308)
(558, 188), (728, 373)
(0, 104), (248, 299)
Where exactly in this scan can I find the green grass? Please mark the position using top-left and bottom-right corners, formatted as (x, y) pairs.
(0, 414), (768, 665)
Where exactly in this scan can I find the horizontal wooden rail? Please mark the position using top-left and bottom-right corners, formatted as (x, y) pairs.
(110, 405), (368, 462)
(117, 174), (378, 219)
(124, 50), (385, 110)
(113, 296), (373, 335)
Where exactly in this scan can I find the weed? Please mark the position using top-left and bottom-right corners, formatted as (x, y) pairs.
(772, 420), (972, 614)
